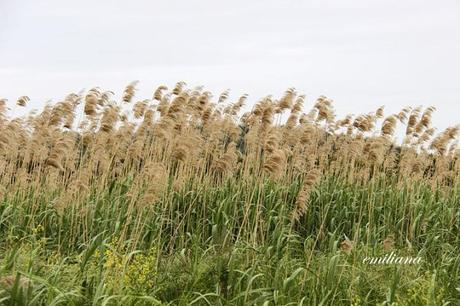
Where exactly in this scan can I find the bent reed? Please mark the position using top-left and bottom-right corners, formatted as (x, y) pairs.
(0, 82), (459, 305)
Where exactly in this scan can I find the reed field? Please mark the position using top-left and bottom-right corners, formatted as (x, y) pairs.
(0, 81), (459, 305)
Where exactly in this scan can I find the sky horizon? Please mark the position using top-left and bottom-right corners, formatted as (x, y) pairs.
(1, 0), (459, 132)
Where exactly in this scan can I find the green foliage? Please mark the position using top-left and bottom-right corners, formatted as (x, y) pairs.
(0, 177), (459, 305)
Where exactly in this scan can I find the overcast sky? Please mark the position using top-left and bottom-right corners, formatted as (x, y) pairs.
(1, 0), (459, 131)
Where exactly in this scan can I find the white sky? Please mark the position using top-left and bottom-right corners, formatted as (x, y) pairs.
(1, 0), (459, 132)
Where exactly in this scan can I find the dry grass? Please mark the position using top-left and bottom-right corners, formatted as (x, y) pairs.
(0, 82), (459, 305)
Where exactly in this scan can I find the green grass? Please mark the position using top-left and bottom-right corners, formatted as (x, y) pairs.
(0, 175), (459, 305)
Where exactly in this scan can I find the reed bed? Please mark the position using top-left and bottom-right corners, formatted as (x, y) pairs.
(0, 82), (459, 305)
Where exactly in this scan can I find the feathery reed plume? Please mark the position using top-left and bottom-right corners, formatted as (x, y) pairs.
(17, 96), (30, 107)
(277, 87), (296, 112)
(100, 104), (120, 133)
(46, 135), (72, 171)
(340, 239), (354, 254)
(123, 80), (139, 103)
(0, 98), (8, 117)
(353, 114), (375, 133)
(364, 137), (387, 164)
(291, 94), (305, 114)
(264, 128), (280, 153)
(416, 127), (436, 146)
(133, 99), (149, 119)
(157, 93), (171, 116)
(430, 126), (459, 155)
(406, 106), (421, 136)
(396, 107), (411, 123)
(415, 106), (435, 134)
(153, 85), (168, 101)
(447, 141), (458, 157)
(218, 89), (230, 104)
(84, 88), (100, 116)
(62, 93), (80, 129)
(381, 115), (397, 138)
(263, 148), (286, 178)
(231, 94), (248, 116)
(335, 114), (353, 128)
(138, 161), (168, 205)
(376, 106), (384, 118)
(285, 112), (298, 130)
(314, 96), (335, 123)
(300, 124), (317, 145)
(172, 81), (186, 95)
(211, 142), (239, 178)
(383, 235), (395, 251)
(291, 169), (321, 221)
(98, 91), (114, 106)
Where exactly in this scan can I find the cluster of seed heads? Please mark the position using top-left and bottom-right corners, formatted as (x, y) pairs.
(0, 81), (459, 221)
